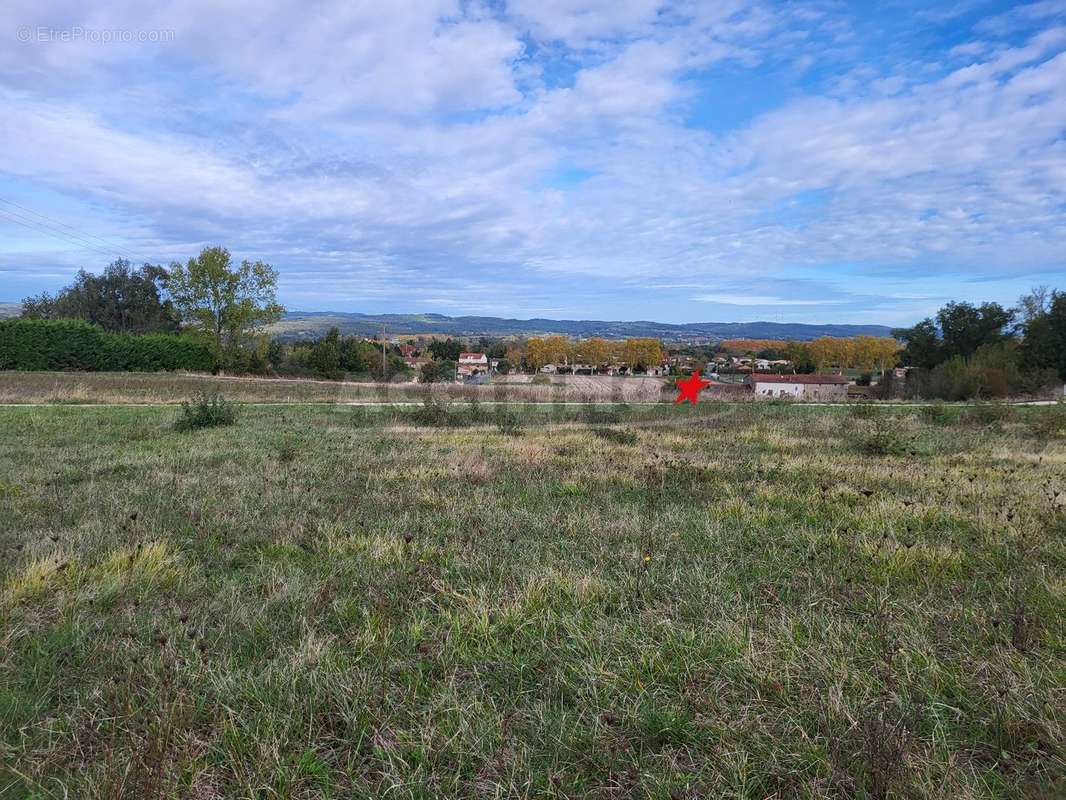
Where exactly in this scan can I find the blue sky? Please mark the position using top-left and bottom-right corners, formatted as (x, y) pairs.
(1, 0), (1064, 325)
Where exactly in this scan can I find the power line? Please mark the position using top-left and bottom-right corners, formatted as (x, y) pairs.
(0, 208), (125, 261)
(0, 196), (138, 259)
(0, 206), (141, 263)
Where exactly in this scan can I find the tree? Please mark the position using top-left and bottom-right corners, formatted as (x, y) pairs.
(428, 338), (463, 362)
(526, 336), (573, 369)
(782, 341), (814, 372)
(308, 327), (342, 379)
(1017, 286), (1052, 325)
(577, 337), (609, 367)
(339, 337), (370, 373)
(622, 338), (662, 370)
(892, 319), (943, 369)
(166, 247), (283, 374)
(21, 259), (180, 334)
(1019, 290), (1066, 379)
(937, 301), (1013, 360)
(419, 359), (455, 383)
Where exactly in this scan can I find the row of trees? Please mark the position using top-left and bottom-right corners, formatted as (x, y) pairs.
(21, 248), (282, 374)
(803, 336), (900, 372)
(525, 336), (663, 370)
(891, 290), (1065, 399)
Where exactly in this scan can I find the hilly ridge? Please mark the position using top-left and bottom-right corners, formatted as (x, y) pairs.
(270, 310), (895, 341)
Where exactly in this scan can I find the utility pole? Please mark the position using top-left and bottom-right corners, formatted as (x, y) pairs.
(381, 323), (387, 382)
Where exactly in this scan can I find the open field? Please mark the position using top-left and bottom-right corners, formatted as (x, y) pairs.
(1, 401), (1064, 798)
(0, 372), (670, 406)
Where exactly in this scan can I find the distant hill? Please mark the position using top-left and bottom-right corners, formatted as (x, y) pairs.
(270, 311), (894, 342)
(0, 303), (21, 319)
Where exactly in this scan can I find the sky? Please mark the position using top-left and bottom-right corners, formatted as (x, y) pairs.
(1, 1), (1065, 326)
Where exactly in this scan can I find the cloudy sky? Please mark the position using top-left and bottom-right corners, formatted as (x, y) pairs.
(1, 1), (1064, 325)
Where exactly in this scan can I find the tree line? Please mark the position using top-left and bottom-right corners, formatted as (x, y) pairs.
(20, 247), (282, 374)
(891, 289), (1065, 399)
(524, 336), (663, 371)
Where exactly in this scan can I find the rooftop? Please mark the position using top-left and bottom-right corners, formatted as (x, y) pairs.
(748, 373), (850, 385)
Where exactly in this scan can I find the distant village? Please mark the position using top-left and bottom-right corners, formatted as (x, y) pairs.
(381, 333), (904, 400)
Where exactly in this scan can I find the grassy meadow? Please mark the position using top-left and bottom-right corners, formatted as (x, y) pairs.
(1, 398), (1064, 798)
(0, 371), (667, 405)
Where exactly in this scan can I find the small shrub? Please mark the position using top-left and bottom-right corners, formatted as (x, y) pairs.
(465, 397), (485, 424)
(277, 434), (299, 463)
(408, 395), (451, 427)
(495, 410), (524, 437)
(173, 392), (238, 431)
(857, 418), (908, 456)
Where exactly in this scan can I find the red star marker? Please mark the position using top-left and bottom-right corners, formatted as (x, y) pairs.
(674, 369), (711, 405)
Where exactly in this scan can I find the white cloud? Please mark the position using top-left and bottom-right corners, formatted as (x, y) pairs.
(0, 1), (1064, 320)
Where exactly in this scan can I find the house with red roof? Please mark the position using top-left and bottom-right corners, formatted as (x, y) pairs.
(745, 373), (849, 401)
(457, 352), (489, 378)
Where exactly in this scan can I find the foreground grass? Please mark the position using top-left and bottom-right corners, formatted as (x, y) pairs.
(0, 402), (1063, 799)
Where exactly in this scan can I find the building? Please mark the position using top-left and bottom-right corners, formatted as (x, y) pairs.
(745, 373), (849, 401)
(457, 352), (489, 378)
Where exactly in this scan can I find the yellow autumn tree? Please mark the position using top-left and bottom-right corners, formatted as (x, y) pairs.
(578, 337), (610, 367)
(526, 336), (573, 369)
(623, 338), (663, 369)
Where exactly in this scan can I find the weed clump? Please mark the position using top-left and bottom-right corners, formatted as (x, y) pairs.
(408, 396), (452, 427)
(276, 434), (299, 463)
(495, 410), (524, 437)
(173, 392), (238, 432)
(591, 426), (637, 445)
(857, 418), (909, 456)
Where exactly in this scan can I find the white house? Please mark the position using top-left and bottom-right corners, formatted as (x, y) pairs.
(457, 352), (489, 378)
(745, 373), (849, 401)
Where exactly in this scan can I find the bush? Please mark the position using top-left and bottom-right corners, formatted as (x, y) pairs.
(495, 410), (524, 437)
(857, 418), (909, 456)
(173, 392), (239, 431)
(0, 319), (212, 372)
(419, 360), (456, 383)
(919, 403), (958, 425)
(408, 396), (452, 427)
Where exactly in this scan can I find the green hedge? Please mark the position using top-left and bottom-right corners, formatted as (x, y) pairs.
(0, 319), (213, 372)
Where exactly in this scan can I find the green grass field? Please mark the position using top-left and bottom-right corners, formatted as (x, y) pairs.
(1, 400), (1063, 798)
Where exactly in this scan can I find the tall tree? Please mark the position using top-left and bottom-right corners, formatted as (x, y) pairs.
(166, 247), (283, 374)
(21, 259), (180, 334)
(428, 338), (463, 362)
(937, 301), (1013, 360)
(892, 319), (943, 369)
(1019, 290), (1066, 379)
(1017, 286), (1052, 325)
